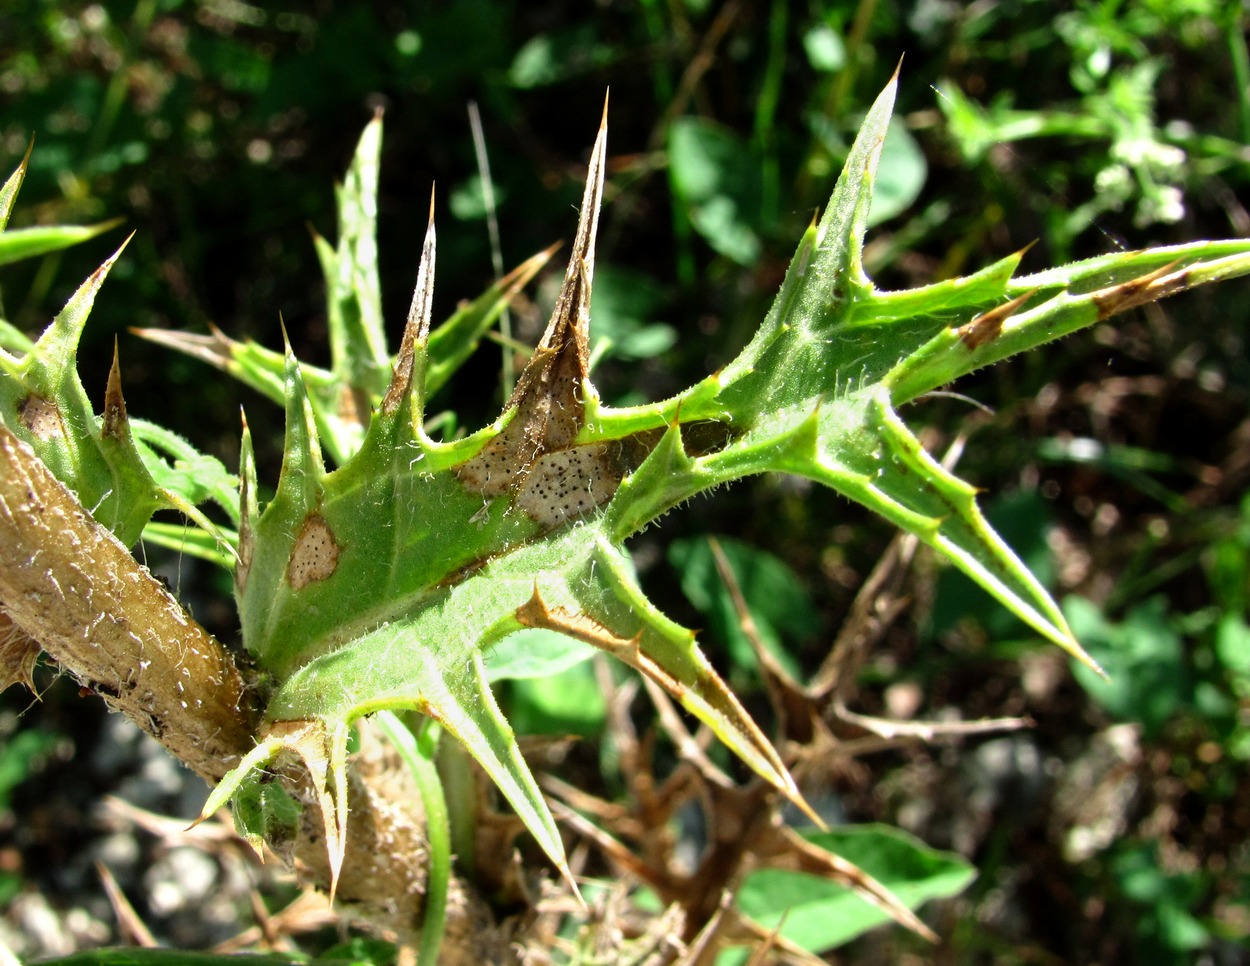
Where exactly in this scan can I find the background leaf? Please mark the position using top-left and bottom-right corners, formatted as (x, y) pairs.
(485, 628), (597, 682)
(730, 825), (975, 958)
(1065, 596), (1190, 738)
(668, 118), (763, 266)
(866, 117), (927, 227)
(668, 535), (815, 684)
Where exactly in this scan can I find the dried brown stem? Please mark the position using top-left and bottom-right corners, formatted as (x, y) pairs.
(0, 422), (252, 778)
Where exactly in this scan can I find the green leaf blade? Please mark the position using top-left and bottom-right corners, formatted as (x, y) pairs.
(0, 141), (32, 231)
(715, 70), (898, 419)
(734, 825), (975, 956)
(326, 114), (389, 397)
(268, 619), (574, 892)
(0, 221), (122, 268)
(0, 239), (163, 544)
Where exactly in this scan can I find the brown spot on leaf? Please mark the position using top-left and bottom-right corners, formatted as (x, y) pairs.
(336, 384), (371, 434)
(454, 113), (696, 533)
(286, 514), (341, 589)
(18, 394), (65, 440)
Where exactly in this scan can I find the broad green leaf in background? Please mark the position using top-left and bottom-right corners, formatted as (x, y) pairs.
(1065, 595), (1190, 738)
(669, 535), (815, 684)
(0, 728), (60, 816)
(506, 660), (607, 738)
(589, 265), (676, 364)
(1215, 614), (1250, 699)
(803, 22), (846, 72)
(1112, 842), (1214, 962)
(449, 175), (508, 221)
(485, 628), (597, 682)
(668, 117), (763, 265)
(507, 27), (616, 88)
(727, 824), (975, 960)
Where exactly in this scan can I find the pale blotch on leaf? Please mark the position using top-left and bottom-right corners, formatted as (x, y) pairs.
(18, 395), (65, 440)
(286, 514), (341, 589)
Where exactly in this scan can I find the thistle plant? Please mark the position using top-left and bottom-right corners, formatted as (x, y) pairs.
(3, 72), (1250, 959)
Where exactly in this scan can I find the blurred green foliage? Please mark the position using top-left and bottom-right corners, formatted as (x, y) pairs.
(669, 535), (818, 686)
(0, 728), (60, 905)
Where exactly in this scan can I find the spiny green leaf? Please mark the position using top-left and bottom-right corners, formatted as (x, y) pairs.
(0, 162), (239, 555)
(131, 246), (552, 466)
(715, 67), (895, 413)
(140, 520), (236, 568)
(131, 417), (240, 525)
(325, 113), (388, 402)
(229, 767), (302, 860)
(0, 318), (35, 355)
(196, 719), (351, 898)
(0, 220), (124, 268)
(0, 139), (33, 231)
(852, 246), (1025, 327)
(273, 331), (329, 514)
(0, 239), (161, 544)
(887, 243), (1250, 404)
(268, 618), (576, 895)
(177, 77), (1250, 893)
(197, 731), (290, 850)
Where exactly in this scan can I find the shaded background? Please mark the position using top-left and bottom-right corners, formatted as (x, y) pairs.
(2, 1), (1250, 962)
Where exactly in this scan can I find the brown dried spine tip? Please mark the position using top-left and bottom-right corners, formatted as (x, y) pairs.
(956, 291), (1035, 351)
(101, 339), (128, 440)
(455, 108), (614, 530)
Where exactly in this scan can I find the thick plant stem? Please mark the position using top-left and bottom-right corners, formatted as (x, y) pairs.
(0, 422), (252, 778)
